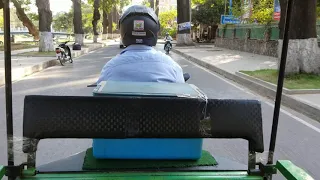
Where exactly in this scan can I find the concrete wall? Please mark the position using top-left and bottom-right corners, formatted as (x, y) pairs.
(215, 24), (280, 57)
(215, 37), (278, 57)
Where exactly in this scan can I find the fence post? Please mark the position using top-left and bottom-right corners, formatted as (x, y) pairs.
(264, 25), (271, 42)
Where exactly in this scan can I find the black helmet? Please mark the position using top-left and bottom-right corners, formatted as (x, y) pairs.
(119, 5), (160, 47)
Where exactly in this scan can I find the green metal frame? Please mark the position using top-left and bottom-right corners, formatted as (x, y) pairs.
(0, 160), (314, 180)
(20, 171), (263, 180)
(276, 160), (314, 180)
(0, 166), (5, 179)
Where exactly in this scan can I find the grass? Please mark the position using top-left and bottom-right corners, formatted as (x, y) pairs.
(240, 69), (320, 89)
(0, 43), (38, 51)
(17, 51), (56, 57)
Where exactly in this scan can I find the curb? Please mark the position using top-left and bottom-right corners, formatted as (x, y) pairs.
(172, 48), (320, 123)
(0, 43), (106, 87)
(236, 72), (320, 95)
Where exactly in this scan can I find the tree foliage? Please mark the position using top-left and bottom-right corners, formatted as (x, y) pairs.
(53, 12), (73, 32)
(232, 0), (274, 24)
(192, 0), (225, 26)
(142, 0), (151, 7)
(159, 9), (177, 37)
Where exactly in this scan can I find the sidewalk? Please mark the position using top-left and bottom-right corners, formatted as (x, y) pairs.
(0, 42), (109, 87)
(172, 44), (320, 122)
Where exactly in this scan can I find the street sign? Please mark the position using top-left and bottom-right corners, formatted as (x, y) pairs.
(178, 22), (191, 31)
(220, 15), (240, 24)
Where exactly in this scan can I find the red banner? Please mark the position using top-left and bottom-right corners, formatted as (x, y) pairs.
(274, 12), (280, 21)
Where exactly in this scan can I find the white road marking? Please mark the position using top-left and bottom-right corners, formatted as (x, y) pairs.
(177, 52), (320, 134)
(264, 101), (320, 133)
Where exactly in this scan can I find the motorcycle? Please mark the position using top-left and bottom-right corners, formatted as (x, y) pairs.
(56, 41), (73, 66)
(87, 73), (191, 87)
(164, 40), (172, 54)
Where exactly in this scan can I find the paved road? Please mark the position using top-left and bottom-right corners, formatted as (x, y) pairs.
(0, 44), (320, 179)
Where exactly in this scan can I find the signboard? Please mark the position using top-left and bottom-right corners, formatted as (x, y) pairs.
(220, 15), (240, 24)
(273, 0), (281, 21)
(178, 22), (191, 31)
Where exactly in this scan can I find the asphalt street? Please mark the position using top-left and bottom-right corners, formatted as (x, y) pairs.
(0, 43), (320, 179)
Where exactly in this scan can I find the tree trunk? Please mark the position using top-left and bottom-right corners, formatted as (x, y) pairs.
(112, 6), (119, 38)
(12, 0), (39, 40)
(278, 0), (319, 74)
(107, 11), (113, 39)
(36, 0), (54, 52)
(92, 0), (101, 43)
(176, 0), (193, 46)
(102, 10), (109, 40)
(155, 0), (159, 16)
(72, 0), (84, 45)
(149, 0), (154, 10)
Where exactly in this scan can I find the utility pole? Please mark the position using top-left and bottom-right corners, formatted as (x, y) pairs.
(176, 0), (193, 46)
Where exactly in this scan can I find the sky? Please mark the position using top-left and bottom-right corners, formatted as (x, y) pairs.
(50, 0), (73, 14)
(28, 0), (78, 15)
(27, 0), (144, 15)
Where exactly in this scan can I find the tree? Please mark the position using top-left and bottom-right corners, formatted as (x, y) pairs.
(232, 0), (274, 24)
(11, 0), (39, 40)
(102, 9), (109, 40)
(278, 0), (319, 75)
(192, 0), (225, 40)
(100, 0), (114, 40)
(159, 9), (177, 37)
(82, 2), (94, 34)
(155, 0), (159, 16)
(142, 0), (150, 7)
(107, 10), (113, 38)
(149, 0), (154, 10)
(53, 12), (73, 32)
(92, 0), (101, 42)
(72, 0), (85, 45)
(177, 0), (193, 46)
(36, 0), (54, 52)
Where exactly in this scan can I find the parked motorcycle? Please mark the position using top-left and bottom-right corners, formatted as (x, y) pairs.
(56, 41), (73, 66)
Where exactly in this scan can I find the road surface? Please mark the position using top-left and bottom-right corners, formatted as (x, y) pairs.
(0, 43), (320, 179)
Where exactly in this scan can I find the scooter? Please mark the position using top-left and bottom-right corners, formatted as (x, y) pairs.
(56, 41), (73, 66)
(87, 73), (191, 87)
(164, 40), (172, 54)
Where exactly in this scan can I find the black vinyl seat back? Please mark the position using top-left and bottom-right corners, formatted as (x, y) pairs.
(22, 95), (264, 154)
(207, 99), (264, 153)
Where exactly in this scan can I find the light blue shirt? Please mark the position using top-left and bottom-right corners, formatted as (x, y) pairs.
(97, 45), (185, 84)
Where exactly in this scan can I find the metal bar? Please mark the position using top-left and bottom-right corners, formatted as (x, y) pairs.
(229, 0), (232, 15)
(248, 151), (256, 170)
(268, 0), (294, 165)
(276, 160), (314, 179)
(3, 0), (14, 171)
(4, 0), (16, 179)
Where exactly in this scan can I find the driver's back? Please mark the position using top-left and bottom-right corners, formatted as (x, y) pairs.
(97, 44), (184, 84)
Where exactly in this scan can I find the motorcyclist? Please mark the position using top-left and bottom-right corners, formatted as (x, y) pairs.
(164, 32), (173, 50)
(97, 5), (184, 84)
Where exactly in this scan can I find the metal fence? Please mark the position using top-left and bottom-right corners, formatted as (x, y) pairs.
(218, 22), (320, 42)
